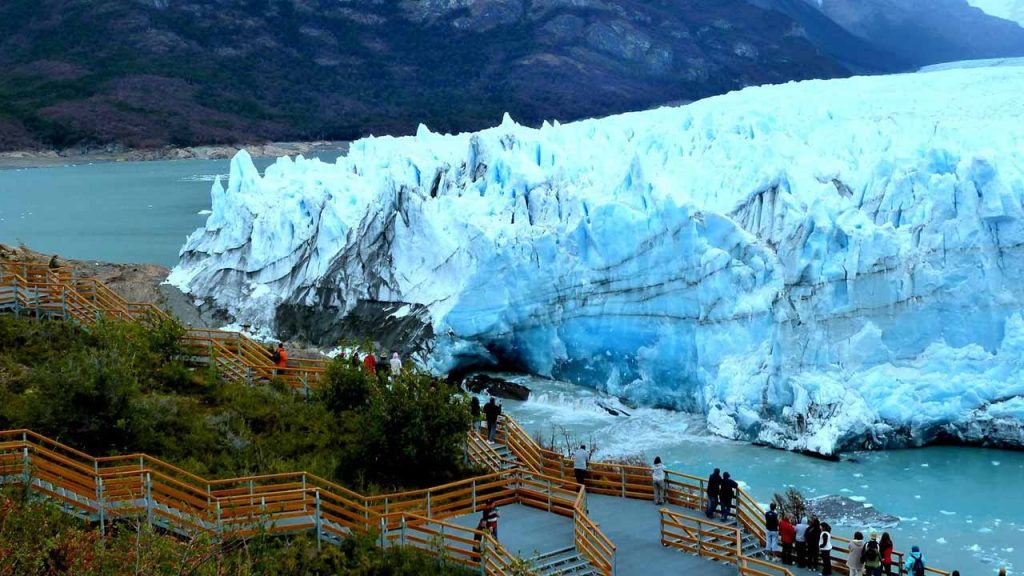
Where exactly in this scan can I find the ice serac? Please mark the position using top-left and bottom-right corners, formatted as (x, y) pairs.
(170, 63), (1024, 456)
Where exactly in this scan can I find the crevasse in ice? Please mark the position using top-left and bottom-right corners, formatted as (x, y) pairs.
(170, 62), (1024, 455)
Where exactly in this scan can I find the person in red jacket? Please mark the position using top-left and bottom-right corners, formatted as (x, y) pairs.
(780, 515), (797, 565)
(363, 351), (377, 375)
(273, 343), (288, 371)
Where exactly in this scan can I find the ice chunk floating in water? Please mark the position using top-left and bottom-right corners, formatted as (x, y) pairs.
(170, 62), (1024, 456)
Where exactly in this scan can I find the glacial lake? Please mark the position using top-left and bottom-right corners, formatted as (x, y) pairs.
(0, 157), (1021, 575)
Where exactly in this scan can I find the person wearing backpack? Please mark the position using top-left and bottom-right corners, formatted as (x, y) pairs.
(903, 545), (926, 576)
(863, 531), (883, 576)
(847, 531), (865, 576)
(819, 521), (833, 575)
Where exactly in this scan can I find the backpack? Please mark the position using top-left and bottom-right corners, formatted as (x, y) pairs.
(863, 540), (880, 563)
(271, 350), (282, 363)
(912, 556), (925, 576)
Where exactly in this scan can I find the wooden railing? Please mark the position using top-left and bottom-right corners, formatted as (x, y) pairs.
(0, 428), (578, 575)
(660, 508), (744, 564)
(574, 485), (616, 576)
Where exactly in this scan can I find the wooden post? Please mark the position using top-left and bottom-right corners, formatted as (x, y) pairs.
(379, 516), (387, 548)
(315, 489), (322, 551)
(471, 480), (476, 511)
(426, 491), (432, 518)
(97, 477), (106, 536)
(400, 516), (407, 546)
(620, 467), (626, 498)
(145, 472), (153, 528)
(21, 432), (30, 486)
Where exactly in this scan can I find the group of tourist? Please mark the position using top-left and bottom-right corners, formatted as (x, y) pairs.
(703, 468), (740, 520)
(347, 348), (404, 377)
(471, 397), (503, 442)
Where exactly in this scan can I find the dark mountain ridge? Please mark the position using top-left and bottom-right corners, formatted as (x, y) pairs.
(0, 0), (847, 151)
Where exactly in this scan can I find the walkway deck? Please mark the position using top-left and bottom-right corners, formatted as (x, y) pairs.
(450, 504), (575, 559)
(452, 497), (742, 575)
(588, 494), (736, 576)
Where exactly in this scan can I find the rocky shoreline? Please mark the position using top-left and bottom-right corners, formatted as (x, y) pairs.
(0, 141), (347, 169)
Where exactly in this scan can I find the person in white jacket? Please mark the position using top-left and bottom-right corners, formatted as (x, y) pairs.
(389, 352), (402, 375)
(820, 522), (834, 576)
(651, 456), (666, 505)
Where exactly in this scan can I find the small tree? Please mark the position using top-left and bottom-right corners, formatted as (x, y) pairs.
(772, 487), (809, 522)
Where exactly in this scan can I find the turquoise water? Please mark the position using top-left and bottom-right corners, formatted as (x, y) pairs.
(0, 153), (340, 266)
(1, 159), (1019, 575)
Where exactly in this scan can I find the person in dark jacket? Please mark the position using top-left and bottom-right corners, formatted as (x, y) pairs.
(719, 472), (738, 521)
(470, 396), (481, 432)
(805, 518), (821, 570)
(779, 515), (796, 565)
(705, 469), (721, 518)
(483, 398), (501, 442)
(765, 502), (780, 556)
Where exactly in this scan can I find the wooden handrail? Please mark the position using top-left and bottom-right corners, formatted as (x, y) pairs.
(0, 427), (558, 576)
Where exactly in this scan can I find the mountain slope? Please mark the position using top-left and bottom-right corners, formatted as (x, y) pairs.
(967, 0), (1024, 26)
(0, 0), (846, 151)
(814, 0), (1024, 66)
(749, 0), (909, 72)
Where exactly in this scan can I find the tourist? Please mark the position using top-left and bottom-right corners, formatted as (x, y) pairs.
(363, 350), (377, 375)
(847, 531), (865, 576)
(483, 398), (501, 442)
(719, 472), (738, 521)
(779, 515), (796, 565)
(764, 502), (780, 556)
(651, 456), (666, 505)
(483, 500), (500, 538)
(48, 254), (60, 269)
(806, 518), (821, 570)
(349, 350), (361, 368)
(903, 545), (926, 576)
(819, 521), (833, 576)
(880, 532), (895, 576)
(795, 517), (810, 567)
(705, 468), (722, 519)
(389, 352), (402, 375)
(863, 531), (883, 576)
(998, 568), (1007, 576)
(573, 444), (589, 486)
(273, 343), (288, 370)
(470, 396), (481, 432)
(473, 517), (488, 555)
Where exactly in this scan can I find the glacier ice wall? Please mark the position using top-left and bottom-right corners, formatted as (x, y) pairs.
(170, 63), (1024, 454)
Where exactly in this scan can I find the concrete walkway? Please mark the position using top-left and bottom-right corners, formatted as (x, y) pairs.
(587, 494), (737, 576)
(451, 497), (742, 575)
(449, 503), (575, 559)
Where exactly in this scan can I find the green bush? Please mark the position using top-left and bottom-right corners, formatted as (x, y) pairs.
(0, 315), (472, 489)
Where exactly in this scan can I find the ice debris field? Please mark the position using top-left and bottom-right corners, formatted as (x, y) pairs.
(170, 62), (1024, 455)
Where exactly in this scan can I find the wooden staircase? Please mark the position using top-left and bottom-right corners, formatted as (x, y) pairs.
(0, 262), (326, 391)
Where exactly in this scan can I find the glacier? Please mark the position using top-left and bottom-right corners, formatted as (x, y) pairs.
(169, 62), (1024, 455)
